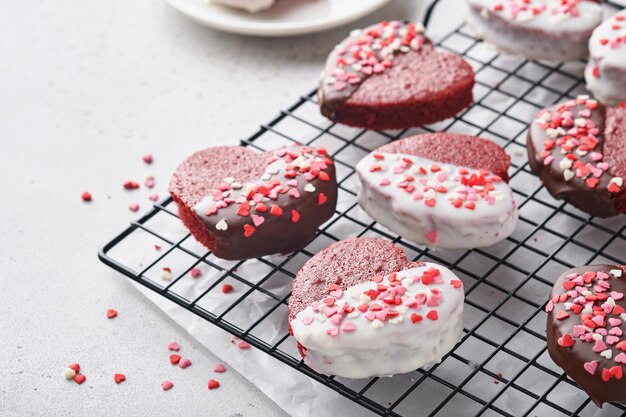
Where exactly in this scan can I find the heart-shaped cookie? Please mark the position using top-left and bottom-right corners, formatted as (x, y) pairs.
(318, 21), (474, 131)
(585, 10), (626, 105)
(546, 265), (626, 407)
(288, 237), (465, 378)
(466, 0), (602, 62)
(527, 95), (626, 217)
(169, 145), (337, 260)
(356, 133), (518, 249)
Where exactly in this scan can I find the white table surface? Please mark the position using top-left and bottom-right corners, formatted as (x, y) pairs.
(0, 1), (461, 415)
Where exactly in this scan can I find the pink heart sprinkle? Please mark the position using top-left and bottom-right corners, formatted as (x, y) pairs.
(597, 271), (609, 280)
(329, 314), (343, 325)
(572, 325), (586, 338)
(302, 316), (314, 325)
(545, 300), (554, 313)
(326, 327), (339, 337)
(593, 340), (607, 352)
(425, 230), (438, 244)
(611, 291), (624, 301)
(238, 341), (250, 350)
(329, 290), (343, 298)
(583, 361), (598, 375)
(179, 358), (192, 369)
(342, 322), (356, 332)
(324, 307), (337, 317)
(252, 215), (265, 227)
(592, 315), (604, 326)
(364, 312), (375, 321)
(615, 353), (626, 364)
(596, 328), (607, 336)
(379, 178), (391, 186)
(161, 381), (174, 391)
(607, 335), (620, 345)
(213, 364), (226, 373)
(609, 318), (622, 327)
(288, 188), (300, 198)
(286, 180), (298, 187)
(168, 341), (180, 351)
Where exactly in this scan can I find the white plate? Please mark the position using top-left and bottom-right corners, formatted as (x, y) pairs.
(165, 0), (392, 36)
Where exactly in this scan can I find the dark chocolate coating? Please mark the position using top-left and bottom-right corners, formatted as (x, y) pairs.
(170, 146), (337, 260)
(547, 264), (626, 407)
(527, 102), (626, 217)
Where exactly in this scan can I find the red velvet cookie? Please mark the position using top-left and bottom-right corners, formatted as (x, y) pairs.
(318, 21), (475, 131)
(288, 237), (465, 378)
(546, 265), (626, 407)
(356, 134), (518, 249)
(527, 95), (626, 217)
(169, 145), (337, 260)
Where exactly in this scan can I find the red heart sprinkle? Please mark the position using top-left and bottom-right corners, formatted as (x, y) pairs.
(222, 284), (234, 294)
(123, 181), (140, 190)
(318, 171), (330, 181)
(73, 374), (86, 384)
(106, 309), (117, 319)
(208, 379), (220, 390)
(291, 210), (301, 223)
(114, 373), (126, 384)
(318, 193), (328, 205)
(426, 310), (438, 321)
(424, 198), (436, 207)
(586, 177), (599, 188)
(410, 313), (423, 324)
(270, 205), (283, 216)
(616, 341), (626, 351)
(556, 311), (569, 320)
(464, 202), (475, 210)
(562, 281), (575, 290)
(237, 203), (250, 217)
(68, 363), (80, 373)
(255, 202), (268, 213)
(81, 192), (92, 202)
(142, 154), (153, 164)
(190, 268), (202, 278)
(613, 305), (626, 315)
(558, 334), (575, 348)
(169, 354), (181, 365)
(243, 224), (256, 237)
(610, 366), (623, 380)
(450, 279), (462, 289)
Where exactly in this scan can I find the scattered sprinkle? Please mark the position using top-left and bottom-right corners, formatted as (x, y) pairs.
(106, 309), (118, 319)
(81, 192), (92, 202)
(213, 364), (226, 373)
(114, 373), (126, 384)
(161, 380), (173, 391)
(208, 379), (220, 390)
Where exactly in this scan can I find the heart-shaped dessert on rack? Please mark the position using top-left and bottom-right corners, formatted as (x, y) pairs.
(527, 95), (626, 217)
(546, 265), (626, 407)
(288, 237), (464, 378)
(169, 145), (337, 260)
(318, 20), (475, 131)
(355, 133), (518, 249)
(466, 0), (603, 62)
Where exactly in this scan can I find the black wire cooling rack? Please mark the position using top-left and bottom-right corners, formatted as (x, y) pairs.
(99, 1), (626, 416)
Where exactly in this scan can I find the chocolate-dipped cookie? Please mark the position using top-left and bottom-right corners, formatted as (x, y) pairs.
(169, 145), (337, 260)
(527, 95), (626, 217)
(318, 21), (474, 131)
(546, 265), (626, 407)
(355, 133), (518, 249)
(288, 237), (464, 378)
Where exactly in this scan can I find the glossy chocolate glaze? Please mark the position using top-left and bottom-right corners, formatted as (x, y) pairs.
(547, 264), (626, 407)
(527, 101), (623, 217)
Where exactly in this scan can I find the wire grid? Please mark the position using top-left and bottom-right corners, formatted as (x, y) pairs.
(99, 5), (626, 417)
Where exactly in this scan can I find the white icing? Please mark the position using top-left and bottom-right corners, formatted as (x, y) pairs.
(211, 0), (274, 13)
(466, 0), (602, 61)
(355, 153), (518, 249)
(290, 263), (464, 378)
(586, 11), (626, 105)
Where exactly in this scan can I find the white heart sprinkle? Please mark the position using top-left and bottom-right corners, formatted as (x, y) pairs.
(215, 219), (228, 231)
(601, 349), (613, 359)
